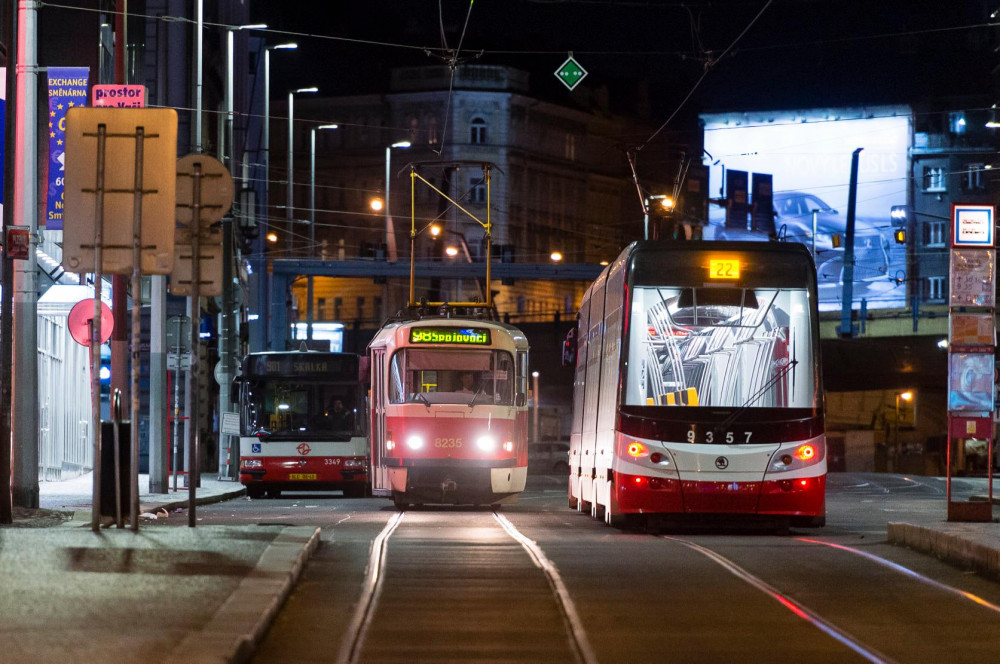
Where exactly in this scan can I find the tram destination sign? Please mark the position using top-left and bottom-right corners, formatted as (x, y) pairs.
(409, 327), (492, 345)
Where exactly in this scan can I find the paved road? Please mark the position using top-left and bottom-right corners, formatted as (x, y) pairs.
(150, 473), (1000, 663)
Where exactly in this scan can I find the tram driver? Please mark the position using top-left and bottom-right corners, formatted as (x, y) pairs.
(456, 371), (477, 394)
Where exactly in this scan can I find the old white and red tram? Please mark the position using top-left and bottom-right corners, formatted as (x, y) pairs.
(368, 314), (530, 508)
(569, 241), (826, 528)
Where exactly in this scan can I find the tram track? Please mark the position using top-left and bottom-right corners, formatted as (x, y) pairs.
(336, 508), (596, 664)
(661, 535), (897, 664)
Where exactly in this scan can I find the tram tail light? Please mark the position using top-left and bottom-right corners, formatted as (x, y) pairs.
(793, 444), (816, 461)
(627, 442), (646, 457)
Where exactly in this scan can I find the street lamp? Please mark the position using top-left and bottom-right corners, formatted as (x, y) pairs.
(255, 41), (296, 352)
(381, 140), (411, 320)
(894, 391), (913, 469)
(287, 86), (319, 255)
(219, 22), (266, 479)
(384, 141), (412, 263)
(307, 123), (339, 341)
(532, 371), (540, 444)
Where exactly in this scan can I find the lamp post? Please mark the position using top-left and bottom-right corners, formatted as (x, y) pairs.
(381, 141), (411, 319)
(218, 22), (266, 479)
(287, 86), (318, 256)
(307, 124), (339, 341)
(532, 371), (540, 444)
(384, 141), (411, 263)
(255, 41), (296, 352)
(894, 391), (913, 471)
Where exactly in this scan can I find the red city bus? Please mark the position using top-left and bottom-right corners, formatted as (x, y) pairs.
(237, 350), (368, 498)
(368, 315), (530, 508)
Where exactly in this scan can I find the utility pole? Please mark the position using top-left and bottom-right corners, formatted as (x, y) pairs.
(1, 0), (19, 523)
(839, 147), (863, 339)
(12, 0), (39, 508)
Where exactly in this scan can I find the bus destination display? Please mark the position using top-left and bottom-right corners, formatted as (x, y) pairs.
(409, 327), (491, 345)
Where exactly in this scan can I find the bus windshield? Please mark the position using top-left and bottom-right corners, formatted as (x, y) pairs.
(624, 286), (816, 409)
(243, 380), (361, 440)
(388, 349), (514, 405)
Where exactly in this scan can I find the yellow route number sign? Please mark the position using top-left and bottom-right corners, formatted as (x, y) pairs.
(709, 258), (740, 280)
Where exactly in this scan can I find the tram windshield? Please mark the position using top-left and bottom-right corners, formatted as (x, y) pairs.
(243, 380), (361, 440)
(388, 349), (515, 405)
(624, 286), (816, 409)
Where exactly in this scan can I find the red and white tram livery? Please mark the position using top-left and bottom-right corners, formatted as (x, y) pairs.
(569, 241), (826, 528)
(369, 316), (530, 508)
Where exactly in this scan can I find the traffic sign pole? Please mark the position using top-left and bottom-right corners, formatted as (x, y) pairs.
(90, 124), (107, 532)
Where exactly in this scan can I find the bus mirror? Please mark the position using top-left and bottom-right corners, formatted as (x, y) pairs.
(230, 378), (241, 404)
(516, 393), (527, 407)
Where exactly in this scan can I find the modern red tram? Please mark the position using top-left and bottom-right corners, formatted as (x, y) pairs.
(368, 313), (531, 508)
(568, 241), (826, 528)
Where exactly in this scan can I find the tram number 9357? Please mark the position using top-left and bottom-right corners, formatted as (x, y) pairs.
(435, 438), (463, 448)
(687, 430), (753, 444)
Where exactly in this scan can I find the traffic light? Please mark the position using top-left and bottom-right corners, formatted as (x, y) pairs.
(893, 228), (906, 244)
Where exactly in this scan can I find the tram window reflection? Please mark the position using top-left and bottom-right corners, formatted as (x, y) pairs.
(388, 349), (515, 405)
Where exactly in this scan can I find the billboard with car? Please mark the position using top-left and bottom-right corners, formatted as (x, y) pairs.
(701, 106), (911, 311)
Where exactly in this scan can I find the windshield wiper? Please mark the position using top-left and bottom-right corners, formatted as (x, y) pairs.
(414, 392), (431, 409)
(467, 383), (488, 408)
(713, 359), (798, 437)
(251, 428), (272, 440)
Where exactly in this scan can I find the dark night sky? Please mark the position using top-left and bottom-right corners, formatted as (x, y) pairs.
(251, 0), (999, 125)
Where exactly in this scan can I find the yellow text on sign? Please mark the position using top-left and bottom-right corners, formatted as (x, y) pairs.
(709, 259), (741, 279)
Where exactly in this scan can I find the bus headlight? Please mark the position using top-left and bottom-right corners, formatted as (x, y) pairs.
(241, 459), (262, 468)
(406, 435), (424, 450)
(344, 458), (366, 468)
(476, 435), (496, 451)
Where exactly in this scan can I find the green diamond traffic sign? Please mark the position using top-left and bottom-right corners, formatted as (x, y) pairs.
(555, 55), (588, 91)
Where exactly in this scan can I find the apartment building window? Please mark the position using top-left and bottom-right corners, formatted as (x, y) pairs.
(469, 177), (486, 204)
(963, 163), (985, 192)
(922, 166), (946, 193)
(922, 220), (946, 248)
(317, 297), (326, 320)
(470, 117), (487, 144)
(924, 276), (946, 302)
(334, 297), (343, 320)
(356, 297), (365, 319)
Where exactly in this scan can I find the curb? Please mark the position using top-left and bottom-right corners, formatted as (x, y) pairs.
(64, 486), (247, 527)
(970, 495), (1000, 505)
(167, 525), (322, 664)
(888, 521), (1000, 582)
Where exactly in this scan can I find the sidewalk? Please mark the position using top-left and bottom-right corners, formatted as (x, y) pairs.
(2, 474), (320, 664)
(889, 519), (1000, 582)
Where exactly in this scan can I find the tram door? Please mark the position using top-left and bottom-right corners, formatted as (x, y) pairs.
(370, 348), (391, 496)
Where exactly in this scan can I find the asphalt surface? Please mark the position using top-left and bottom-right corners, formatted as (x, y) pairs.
(0, 471), (997, 663)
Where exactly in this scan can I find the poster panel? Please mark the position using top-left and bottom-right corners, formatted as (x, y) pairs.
(45, 67), (89, 231)
(702, 107), (911, 311)
(948, 352), (995, 413)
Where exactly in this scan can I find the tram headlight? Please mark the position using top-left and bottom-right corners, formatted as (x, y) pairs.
(476, 435), (497, 452)
(406, 435), (425, 450)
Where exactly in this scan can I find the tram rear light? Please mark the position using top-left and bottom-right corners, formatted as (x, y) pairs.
(793, 444), (816, 461)
(650, 452), (662, 464)
(406, 435), (424, 450)
(476, 435), (497, 451)
(634, 476), (643, 485)
(649, 477), (662, 489)
(627, 442), (646, 457)
(503, 441), (514, 452)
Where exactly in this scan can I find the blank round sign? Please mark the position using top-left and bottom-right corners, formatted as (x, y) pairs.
(68, 299), (114, 346)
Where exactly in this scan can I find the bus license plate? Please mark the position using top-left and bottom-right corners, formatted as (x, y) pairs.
(288, 473), (317, 480)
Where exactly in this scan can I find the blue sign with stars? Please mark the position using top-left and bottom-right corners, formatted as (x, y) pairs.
(46, 67), (89, 231)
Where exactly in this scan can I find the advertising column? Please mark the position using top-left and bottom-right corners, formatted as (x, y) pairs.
(946, 203), (995, 521)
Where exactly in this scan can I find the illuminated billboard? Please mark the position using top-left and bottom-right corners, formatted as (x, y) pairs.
(701, 106), (912, 311)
